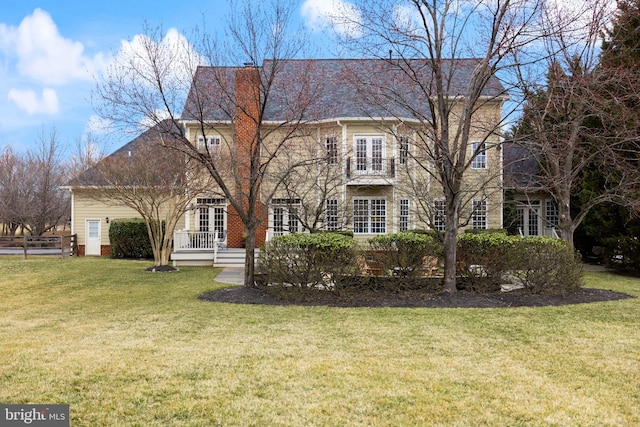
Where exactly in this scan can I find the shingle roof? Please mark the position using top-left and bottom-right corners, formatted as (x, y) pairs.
(67, 121), (181, 187)
(502, 141), (543, 189)
(182, 58), (506, 123)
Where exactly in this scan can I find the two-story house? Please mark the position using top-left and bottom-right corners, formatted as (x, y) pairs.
(67, 58), (506, 265)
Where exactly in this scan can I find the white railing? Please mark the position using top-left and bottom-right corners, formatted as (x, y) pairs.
(173, 230), (227, 264)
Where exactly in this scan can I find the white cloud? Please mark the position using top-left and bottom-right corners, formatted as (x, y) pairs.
(0, 8), (105, 85)
(85, 115), (113, 135)
(7, 88), (59, 115)
(112, 28), (204, 88)
(301, 0), (362, 37)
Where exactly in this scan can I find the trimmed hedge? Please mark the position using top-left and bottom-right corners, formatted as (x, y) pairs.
(457, 233), (517, 292)
(368, 232), (442, 277)
(108, 218), (153, 259)
(258, 233), (362, 290)
(457, 234), (583, 295)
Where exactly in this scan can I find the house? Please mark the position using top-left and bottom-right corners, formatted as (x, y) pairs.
(64, 123), (190, 257)
(502, 141), (560, 237)
(66, 58), (506, 265)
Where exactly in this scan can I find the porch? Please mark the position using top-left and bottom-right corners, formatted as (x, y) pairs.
(170, 230), (259, 267)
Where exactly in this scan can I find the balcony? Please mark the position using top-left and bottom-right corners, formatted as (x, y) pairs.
(346, 157), (395, 185)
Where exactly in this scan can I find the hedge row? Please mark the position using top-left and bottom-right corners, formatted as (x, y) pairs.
(458, 233), (583, 295)
(108, 218), (154, 259)
(258, 231), (583, 296)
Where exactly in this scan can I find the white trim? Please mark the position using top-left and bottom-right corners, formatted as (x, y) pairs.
(352, 197), (387, 235)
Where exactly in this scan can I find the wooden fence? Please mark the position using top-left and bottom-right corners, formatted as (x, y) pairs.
(0, 234), (78, 259)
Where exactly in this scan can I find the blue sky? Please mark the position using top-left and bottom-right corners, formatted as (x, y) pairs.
(0, 0), (348, 157)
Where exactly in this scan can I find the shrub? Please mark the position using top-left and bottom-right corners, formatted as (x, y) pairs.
(510, 237), (583, 295)
(368, 232), (442, 277)
(258, 233), (362, 291)
(602, 236), (640, 271)
(108, 218), (154, 259)
(463, 228), (508, 235)
(457, 233), (519, 292)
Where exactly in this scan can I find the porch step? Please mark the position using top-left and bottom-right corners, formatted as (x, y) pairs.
(171, 248), (259, 267)
(215, 249), (260, 267)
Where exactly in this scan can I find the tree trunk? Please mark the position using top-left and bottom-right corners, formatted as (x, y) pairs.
(243, 227), (257, 287)
(442, 199), (460, 293)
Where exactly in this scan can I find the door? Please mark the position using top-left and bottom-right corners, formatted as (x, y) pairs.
(85, 220), (101, 255)
(516, 201), (541, 236)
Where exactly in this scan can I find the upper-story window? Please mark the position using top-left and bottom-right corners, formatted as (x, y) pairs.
(326, 135), (338, 165)
(355, 136), (385, 174)
(197, 135), (222, 154)
(471, 142), (487, 169)
(398, 135), (410, 165)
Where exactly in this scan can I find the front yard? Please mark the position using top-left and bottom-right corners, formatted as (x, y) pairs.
(0, 256), (638, 426)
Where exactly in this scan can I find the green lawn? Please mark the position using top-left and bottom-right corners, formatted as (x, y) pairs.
(1, 256), (639, 426)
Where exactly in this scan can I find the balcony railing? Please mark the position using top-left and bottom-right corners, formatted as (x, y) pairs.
(346, 157), (395, 180)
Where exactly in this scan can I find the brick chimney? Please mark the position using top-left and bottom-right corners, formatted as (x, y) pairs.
(227, 64), (267, 249)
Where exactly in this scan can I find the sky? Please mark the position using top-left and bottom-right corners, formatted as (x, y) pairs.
(0, 0), (347, 157)
(0, 0), (604, 158)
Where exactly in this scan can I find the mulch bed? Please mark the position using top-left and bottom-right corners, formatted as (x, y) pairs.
(198, 286), (635, 308)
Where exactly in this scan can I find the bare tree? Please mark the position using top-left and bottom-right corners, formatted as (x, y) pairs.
(333, 0), (551, 292)
(0, 147), (27, 235)
(0, 130), (69, 236)
(94, 0), (321, 285)
(75, 124), (212, 267)
(273, 128), (351, 233)
(509, 0), (638, 249)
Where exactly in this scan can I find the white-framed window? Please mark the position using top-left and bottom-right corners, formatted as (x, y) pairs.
(517, 200), (541, 236)
(398, 135), (409, 165)
(326, 135), (338, 165)
(325, 198), (339, 231)
(353, 198), (386, 234)
(434, 199), (446, 231)
(545, 200), (559, 228)
(355, 135), (385, 174)
(271, 198), (301, 236)
(196, 197), (226, 234)
(472, 198), (488, 229)
(399, 199), (410, 231)
(197, 135), (222, 154)
(471, 142), (487, 169)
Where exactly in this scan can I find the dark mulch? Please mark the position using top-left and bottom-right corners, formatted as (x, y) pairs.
(144, 265), (178, 273)
(198, 286), (635, 308)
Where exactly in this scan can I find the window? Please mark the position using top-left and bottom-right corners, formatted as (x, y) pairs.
(434, 199), (446, 231)
(399, 199), (410, 231)
(471, 142), (486, 169)
(517, 200), (541, 236)
(325, 198), (339, 231)
(355, 136), (385, 174)
(197, 135), (222, 154)
(472, 198), (488, 229)
(353, 198), (386, 234)
(326, 135), (338, 165)
(398, 135), (409, 165)
(272, 199), (301, 236)
(545, 200), (559, 229)
(196, 198), (226, 234)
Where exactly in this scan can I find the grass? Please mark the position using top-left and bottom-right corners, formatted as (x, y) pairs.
(1, 256), (639, 426)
